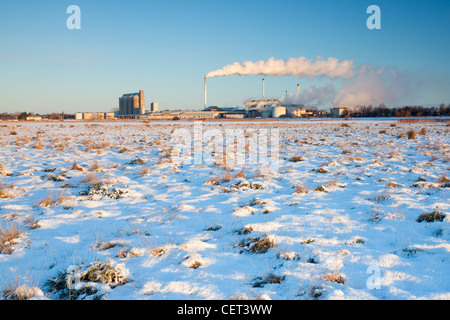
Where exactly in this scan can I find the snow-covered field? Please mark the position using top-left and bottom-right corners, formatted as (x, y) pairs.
(0, 119), (449, 300)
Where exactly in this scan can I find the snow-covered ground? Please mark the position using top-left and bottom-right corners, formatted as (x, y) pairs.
(0, 119), (449, 300)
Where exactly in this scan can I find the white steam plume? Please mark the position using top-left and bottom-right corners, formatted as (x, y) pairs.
(333, 65), (415, 108)
(205, 57), (355, 79)
(280, 84), (336, 105)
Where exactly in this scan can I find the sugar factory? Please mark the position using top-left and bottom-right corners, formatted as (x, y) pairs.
(74, 77), (345, 121)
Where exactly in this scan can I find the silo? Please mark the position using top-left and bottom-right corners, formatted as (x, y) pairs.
(139, 90), (145, 115)
(272, 106), (286, 118)
(133, 95), (140, 115)
(127, 96), (133, 115)
(119, 97), (124, 115)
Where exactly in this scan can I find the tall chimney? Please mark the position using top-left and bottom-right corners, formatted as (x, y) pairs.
(204, 77), (207, 107)
(297, 84), (300, 94)
(262, 78), (265, 99)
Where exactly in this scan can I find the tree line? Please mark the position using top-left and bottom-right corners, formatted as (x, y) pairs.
(347, 103), (450, 118)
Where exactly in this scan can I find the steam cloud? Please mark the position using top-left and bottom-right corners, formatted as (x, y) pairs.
(205, 57), (355, 79)
(206, 57), (417, 108)
(281, 84), (336, 105)
(333, 65), (413, 108)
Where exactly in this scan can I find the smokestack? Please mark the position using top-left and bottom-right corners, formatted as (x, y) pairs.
(262, 78), (265, 98)
(204, 77), (207, 107)
(297, 84), (300, 94)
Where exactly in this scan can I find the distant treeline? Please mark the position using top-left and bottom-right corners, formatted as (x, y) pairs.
(347, 103), (450, 118)
(0, 112), (75, 120)
(1, 104), (449, 120)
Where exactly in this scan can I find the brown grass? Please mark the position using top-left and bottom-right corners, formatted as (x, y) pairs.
(294, 184), (308, 193)
(0, 181), (15, 198)
(0, 224), (22, 254)
(139, 167), (150, 176)
(81, 172), (99, 184)
(437, 175), (450, 183)
(34, 190), (71, 207)
(323, 272), (345, 284)
(71, 162), (84, 171)
(89, 160), (100, 171)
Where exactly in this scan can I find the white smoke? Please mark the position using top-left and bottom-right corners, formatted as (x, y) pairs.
(206, 56), (355, 79)
(280, 84), (336, 105)
(333, 65), (413, 108)
(206, 57), (417, 108)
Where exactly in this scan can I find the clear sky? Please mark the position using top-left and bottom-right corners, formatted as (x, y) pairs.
(0, 0), (449, 113)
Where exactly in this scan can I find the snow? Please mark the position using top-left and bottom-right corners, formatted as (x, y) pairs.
(0, 119), (448, 300)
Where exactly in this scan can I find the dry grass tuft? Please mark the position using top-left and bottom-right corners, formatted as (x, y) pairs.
(0, 181), (15, 198)
(89, 160), (100, 171)
(0, 224), (22, 254)
(1, 283), (43, 300)
(139, 167), (150, 176)
(34, 190), (71, 207)
(81, 172), (99, 184)
(437, 175), (450, 183)
(323, 272), (345, 285)
(71, 162), (84, 171)
(417, 210), (446, 223)
(294, 184), (308, 193)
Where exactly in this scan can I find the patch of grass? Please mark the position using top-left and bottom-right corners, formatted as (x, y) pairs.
(407, 130), (415, 139)
(204, 224), (222, 231)
(0, 181), (15, 198)
(294, 184), (308, 193)
(1, 284), (43, 300)
(437, 175), (450, 183)
(0, 224), (22, 254)
(400, 247), (423, 258)
(44, 260), (129, 300)
(71, 162), (84, 171)
(34, 190), (71, 207)
(313, 185), (327, 192)
(236, 234), (276, 254)
(126, 158), (145, 165)
(251, 273), (285, 288)
(79, 182), (125, 199)
(94, 241), (117, 251)
(234, 226), (253, 235)
(323, 272), (345, 285)
(139, 167), (150, 176)
(289, 156), (305, 162)
(24, 217), (40, 230)
(189, 261), (202, 269)
(417, 210), (446, 223)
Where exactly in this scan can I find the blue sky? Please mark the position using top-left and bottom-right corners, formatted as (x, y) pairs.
(0, 0), (449, 113)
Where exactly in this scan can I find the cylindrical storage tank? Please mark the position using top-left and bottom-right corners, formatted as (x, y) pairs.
(139, 90), (145, 115)
(119, 97), (124, 115)
(133, 95), (140, 115)
(272, 106), (286, 118)
(127, 96), (133, 115)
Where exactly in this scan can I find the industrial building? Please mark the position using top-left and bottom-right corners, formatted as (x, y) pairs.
(330, 107), (350, 118)
(151, 102), (158, 113)
(145, 111), (221, 120)
(119, 90), (145, 116)
(76, 112), (115, 120)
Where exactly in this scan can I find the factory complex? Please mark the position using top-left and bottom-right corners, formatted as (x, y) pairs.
(74, 83), (350, 121)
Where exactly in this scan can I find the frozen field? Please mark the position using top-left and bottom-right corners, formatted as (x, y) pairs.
(0, 119), (449, 300)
